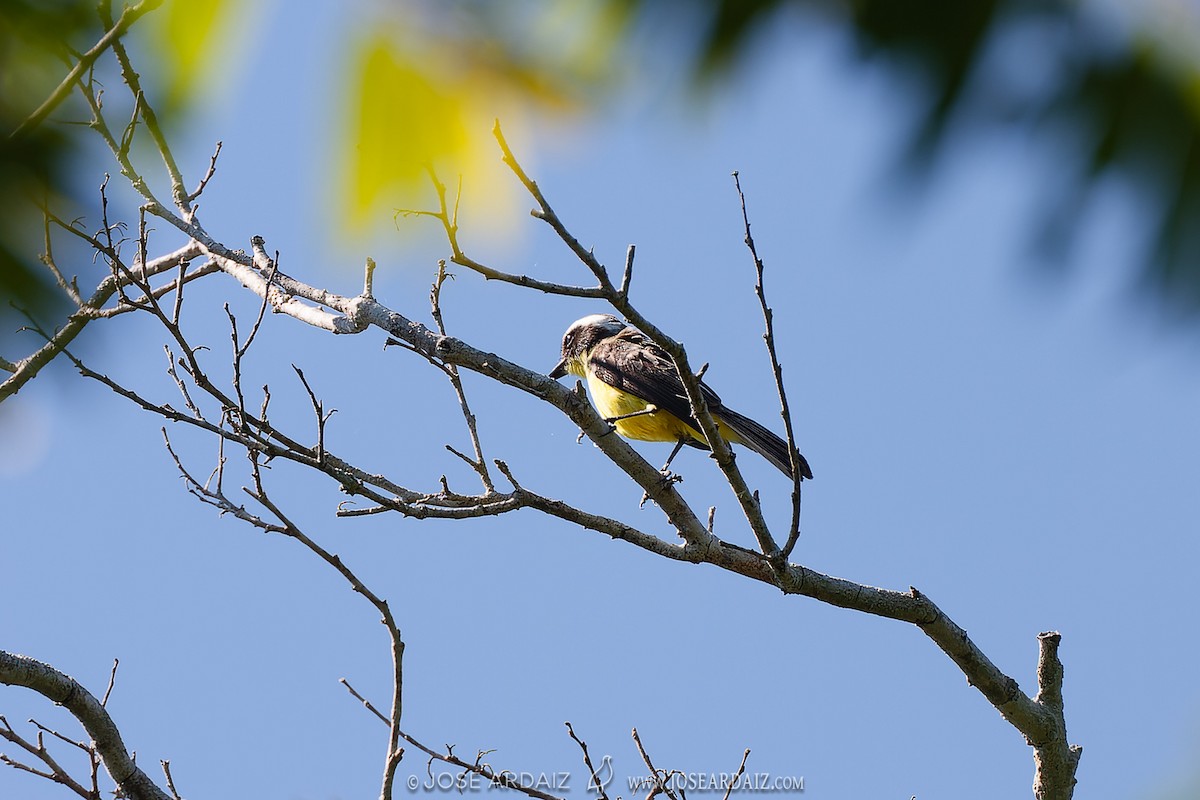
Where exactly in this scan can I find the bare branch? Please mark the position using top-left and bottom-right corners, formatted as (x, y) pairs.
(0, 652), (172, 800)
(618, 244), (636, 300)
(78, 260), (220, 320)
(395, 730), (566, 800)
(0, 242), (203, 402)
(100, 658), (119, 707)
(721, 749), (751, 800)
(292, 365), (332, 465)
(429, 259), (495, 492)
(493, 121), (617, 294)
(731, 171), (806, 561)
(632, 727), (679, 800)
(188, 141), (224, 202)
(38, 205), (84, 307)
(72, 64), (163, 208)
(0, 716), (94, 799)
(27, 718), (89, 754)
(31, 36), (1080, 793)
(64, 222), (1078, 798)
(161, 760), (183, 800)
(492, 122), (779, 555)
(240, 455), (406, 800)
(363, 256), (377, 299)
(237, 255), (276, 359)
(8, 0), (163, 141)
(565, 722), (611, 800)
(340, 678), (390, 726)
(1032, 632), (1082, 800)
(76, 341), (516, 527)
(164, 346), (203, 419)
(396, 165), (606, 298)
(99, 5), (191, 214)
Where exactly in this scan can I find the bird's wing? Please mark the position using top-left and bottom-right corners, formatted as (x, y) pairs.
(588, 328), (723, 428)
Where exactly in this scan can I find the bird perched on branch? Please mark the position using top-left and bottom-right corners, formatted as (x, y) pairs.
(549, 314), (813, 480)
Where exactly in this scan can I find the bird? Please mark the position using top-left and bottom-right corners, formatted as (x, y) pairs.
(549, 313), (813, 480)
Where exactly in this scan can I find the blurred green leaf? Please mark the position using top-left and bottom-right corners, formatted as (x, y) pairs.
(0, 0), (97, 340)
(141, 0), (234, 117)
(620, 0), (1200, 312)
(8, 0), (1200, 361)
(347, 36), (473, 223)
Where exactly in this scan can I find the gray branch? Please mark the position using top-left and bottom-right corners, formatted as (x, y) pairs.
(0, 652), (171, 800)
(0, 243), (203, 403)
(14, 32), (1083, 797)
(114, 235), (1081, 795)
(101, 217), (1079, 797)
(8, 0), (162, 141)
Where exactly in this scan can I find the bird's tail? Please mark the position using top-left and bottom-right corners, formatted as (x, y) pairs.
(719, 408), (813, 480)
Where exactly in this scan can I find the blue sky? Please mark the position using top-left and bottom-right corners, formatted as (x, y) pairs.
(3, 3), (1199, 800)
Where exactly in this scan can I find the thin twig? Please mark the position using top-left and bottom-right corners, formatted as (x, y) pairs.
(38, 205), (83, 306)
(292, 365), (334, 465)
(241, 456), (406, 800)
(101, 658), (119, 707)
(100, 5), (192, 213)
(732, 171), (806, 562)
(491, 121), (779, 555)
(619, 244), (635, 299)
(45, 52), (1080, 794)
(188, 141), (224, 202)
(631, 728), (679, 800)
(340, 678), (390, 726)
(566, 722), (611, 800)
(363, 256), (376, 299)
(396, 164), (606, 299)
(430, 259), (494, 491)
(238, 258), (277, 359)
(0, 651), (173, 800)
(9, 0), (163, 141)
(720, 749), (751, 800)
(161, 760), (183, 800)
(397, 729), (566, 800)
(0, 717), (94, 799)
(0, 240), (202, 402)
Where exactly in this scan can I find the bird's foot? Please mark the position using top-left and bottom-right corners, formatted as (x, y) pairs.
(638, 470), (683, 509)
(658, 467), (684, 485)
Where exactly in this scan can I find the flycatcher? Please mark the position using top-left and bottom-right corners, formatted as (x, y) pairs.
(549, 314), (813, 480)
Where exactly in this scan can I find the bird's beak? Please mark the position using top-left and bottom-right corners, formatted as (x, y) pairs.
(549, 358), (569, 379)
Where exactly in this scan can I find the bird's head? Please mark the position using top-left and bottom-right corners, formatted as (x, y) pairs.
(549, 314), (626, 379)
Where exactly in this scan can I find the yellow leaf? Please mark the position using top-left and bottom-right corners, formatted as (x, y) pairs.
(142, 0), (237, 113)
(346, 37), (471, 223)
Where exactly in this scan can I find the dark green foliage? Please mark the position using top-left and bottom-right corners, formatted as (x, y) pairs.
(645, 0), (1200, 312)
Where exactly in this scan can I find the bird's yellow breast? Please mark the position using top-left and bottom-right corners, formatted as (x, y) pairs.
(584, 369), (703, 443)
(566, 349), (743, 447)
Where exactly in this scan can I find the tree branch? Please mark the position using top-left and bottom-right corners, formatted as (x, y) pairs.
(428, 259), (495, 492)
(732, 171), (805, 561)
(99, 2), (191, 214)
(487, 122), (781, 553)
(0, 242), (203, 402)
(27, 37), (1082, 795)
(1032, 632), (1082, 799)
(0, 716), (94, 799)
(81, 166), (1081, 800)
(397, 167), (607, 299)
(8, 0), (163, 141)
(0, 652), (172, 800)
